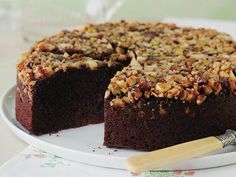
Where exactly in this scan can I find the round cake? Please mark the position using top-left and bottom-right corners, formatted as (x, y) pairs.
(16, 21), (236, 151)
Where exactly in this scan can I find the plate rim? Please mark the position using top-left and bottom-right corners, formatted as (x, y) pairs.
(1, 85), (236, 170)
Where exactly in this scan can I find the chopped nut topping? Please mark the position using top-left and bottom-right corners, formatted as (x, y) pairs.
(106, 22), (236, 106)
(17, 21), (236, 105)
(132, 88), (143, 100)
(204, 85), (213, 95)
(166, 87), (180, 98)
(116, 80), (127, 89)
(196, 95), (207, 105)
(104, 90), (110, 99)
(126, 76), (138, 86)
(111, 98), (125, 107)
(155, 82), (172, 93)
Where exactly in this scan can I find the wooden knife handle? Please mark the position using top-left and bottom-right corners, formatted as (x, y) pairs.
(124, 137), (223, 174)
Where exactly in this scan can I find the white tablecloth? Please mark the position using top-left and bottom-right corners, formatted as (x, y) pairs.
(1, 146), (236, 177)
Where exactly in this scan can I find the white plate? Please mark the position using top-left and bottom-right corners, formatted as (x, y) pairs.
(1, 85), (236, 170)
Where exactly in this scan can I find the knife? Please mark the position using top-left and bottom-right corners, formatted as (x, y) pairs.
(124, 129), (236, 174)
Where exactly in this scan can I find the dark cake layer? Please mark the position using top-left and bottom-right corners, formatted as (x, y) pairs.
(16, 66), (120, 135)
(16, 80), (33, 131)
(104, 89), (236, 151)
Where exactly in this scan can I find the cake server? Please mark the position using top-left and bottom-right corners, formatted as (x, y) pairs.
(124, 129), (236, 174)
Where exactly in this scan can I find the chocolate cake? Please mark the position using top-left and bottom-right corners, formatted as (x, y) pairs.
(16, 21), (236, 151)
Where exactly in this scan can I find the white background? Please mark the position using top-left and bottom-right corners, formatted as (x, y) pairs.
(0, 32), (27, 165)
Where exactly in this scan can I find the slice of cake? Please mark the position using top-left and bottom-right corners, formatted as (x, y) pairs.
(16, 21), (236, 151)
(103, 23), (236, 151)
(16, 22), (133, 135)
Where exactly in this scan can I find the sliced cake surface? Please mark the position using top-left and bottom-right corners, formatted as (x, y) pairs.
(16, 21), (236, 150)
(16, 22), (134, 134)
(103, 22), (236, 151)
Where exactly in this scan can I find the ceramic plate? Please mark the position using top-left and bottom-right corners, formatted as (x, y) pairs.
(1, 85), (236, 170)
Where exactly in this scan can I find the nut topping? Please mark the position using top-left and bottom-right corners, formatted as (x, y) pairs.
(155, 83), (172, 93)
(196, 95), (207, 105)
(17, 21), (236, 105)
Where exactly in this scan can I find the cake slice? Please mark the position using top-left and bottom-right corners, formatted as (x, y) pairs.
(16, 22), (134, 135)
(104, 60), (236, 151)
(104, 24), (236, 151)
(16, 52), (126, 135)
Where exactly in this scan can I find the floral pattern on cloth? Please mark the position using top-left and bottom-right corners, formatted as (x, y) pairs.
(145, 170), (195, 177)
(1, 145), (236, 177)
(23, 147), (196, 176)
(24, 147), (71, 168)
